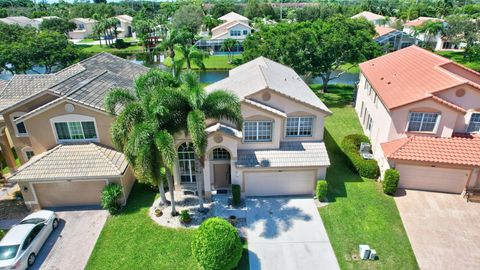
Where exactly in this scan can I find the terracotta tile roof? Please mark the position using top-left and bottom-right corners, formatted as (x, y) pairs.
(430, 95), (466, 113)
(375, 26), (396, 37)
(381, 136), (480, 167)
(359, 46), (480, 110)
(8, 143), (128, 182)
(211, 20), (251, 39)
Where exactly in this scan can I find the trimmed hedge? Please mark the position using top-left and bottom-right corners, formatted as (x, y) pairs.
(101, 183), (123, 214)
(341, 134), (380, 179)
(232, 184), (241, 206)
(383, 169), (400, 195)
(316, 180), (328, 202)
(192, 217), (243, 270)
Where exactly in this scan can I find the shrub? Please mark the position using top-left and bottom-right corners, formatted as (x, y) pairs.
(316, 180), (328, 201)
(192, 217), (243, 270)
(179, 210), (191, 223)
(114, 38), (129, 49)
(383, 169), (400, 195)
(101, 183), (123, 214)
(341, 134), (380, 179)
(232, 184), (241, 206)
(0, 230), (4, 240)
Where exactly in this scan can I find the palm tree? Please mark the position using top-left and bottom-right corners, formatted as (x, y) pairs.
(104, 69), (184, 214)
(176, 71), (243, 211)
(221, 38), (238, 63)
(177, 44), (207, 70)
(203, 15), (220, 35)
(157, 29), (191, 77)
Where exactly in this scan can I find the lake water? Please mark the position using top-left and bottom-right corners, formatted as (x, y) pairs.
(0, 53), (359, 85)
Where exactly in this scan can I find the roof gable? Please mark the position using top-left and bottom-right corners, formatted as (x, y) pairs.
(218, 12), (249, 22)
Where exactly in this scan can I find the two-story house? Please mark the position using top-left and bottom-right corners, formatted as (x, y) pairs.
(0, 53), (148, 209)
(174, 57), (331, 198)
(68, 18), (97, 40)
(355, 45), (480, 194)
(115, 15), (134, 38)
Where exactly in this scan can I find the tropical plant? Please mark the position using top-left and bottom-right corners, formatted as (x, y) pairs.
(177, 44), (207, 70)
(104, 69), (183, 214)
(203, 14), (220, 35)
(413, 20), (445, 50)
(383, 169), (400, 195)
(176, 71), (242, 211)
(221, 38), (238, 63)
(39, 17), (76, 35)
(101, 183), (123, 214)
(191, 217), (243, 270)
(157, 29), (191, 77)
(316, 180), (328, 202)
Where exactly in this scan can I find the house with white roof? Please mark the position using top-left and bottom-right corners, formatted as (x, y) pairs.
(0, 16), (36, 28)
(351, 11), (386, 26)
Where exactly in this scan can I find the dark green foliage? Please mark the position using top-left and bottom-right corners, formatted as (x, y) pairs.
(192, 217), (242, 270)
(101, 183), (123, 214)
(0, 230), (4, 240)
(114, 39), (128, 49)
(232, 184), (241, 206)
(341, 134), (379, 179)
(179, 210), (191, 223)
(40, 18), (76, 35)
(383, 169), (400, 195)
(316, 180), (328, 201)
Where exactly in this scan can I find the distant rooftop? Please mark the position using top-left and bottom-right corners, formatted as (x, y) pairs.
(351, 11), (385, 21)
(218, 11), (249, 22)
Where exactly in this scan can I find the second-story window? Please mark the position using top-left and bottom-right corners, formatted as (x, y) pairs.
(54, 121), (97, 141)
(242, 30), (248, 35)
(10, 112), (28, 137)
(244, 121), (272, 142)
(230, 30), (241, 36)
(407, 112), (439, 132)
(467, 113), (480, 133)
(286, 116), (314, 137)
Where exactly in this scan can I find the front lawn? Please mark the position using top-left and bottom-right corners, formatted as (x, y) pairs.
(86, 183), (249, 270)
(163, 49), (241, 70)
(314, 85), (418, 269)
(76, 44), (144, 54)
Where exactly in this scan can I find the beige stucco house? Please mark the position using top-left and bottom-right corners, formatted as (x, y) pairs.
(68, 18), (97, 40)
(355, 45), (480, 194)
(174, 57), (331, 198)
(0, 53), (148, 209)
(115, 14), (134, 38)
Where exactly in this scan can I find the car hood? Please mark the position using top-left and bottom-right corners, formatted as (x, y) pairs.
(22, 210), (54, 221)
(0, 257), (17, 268)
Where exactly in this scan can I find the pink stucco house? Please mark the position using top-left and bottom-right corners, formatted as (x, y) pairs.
(355, 45), (480, 194)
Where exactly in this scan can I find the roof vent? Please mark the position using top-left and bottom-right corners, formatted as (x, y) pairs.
(380, 77), (384, 80)
(387, 81), (391, 85)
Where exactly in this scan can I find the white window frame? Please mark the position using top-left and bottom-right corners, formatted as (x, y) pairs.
(405, 112), (441, 133)
(243, 120), (273, 142)
(285, 116), (315, 137)
(467, 113), (480, 133)
(178, 142), (196, 183)
(10, 112), (29, 137)
(50, 114), (99, 143)
(21, 146), (34, 161)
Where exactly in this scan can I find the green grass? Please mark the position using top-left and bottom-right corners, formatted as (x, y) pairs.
(86, 183), (249, 270)
(163, 50), (241, 70)
(1, 158), (20, 174)
(338, 63), (360, 73)
(76, 44), (143, 54)
(436, 51), (480, 72)
(78, 38), (96, 43)
(123, 37), (139, 43)
(313, 84), (418, 270)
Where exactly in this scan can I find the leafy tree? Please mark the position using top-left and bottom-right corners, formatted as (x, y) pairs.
(203, 14), (220, 35)
(243, 16), (381, 92)
(445, 15), (480, 59)
(210, 0), (236, 18)
(40, 17), (76, 35)
(171, 4), (204, 34)
(104, 69), (183, 213)
(295, 4), (337, 22)
(0, 8), (7, 18)
(132, 18), (154, 48)
(176, 71), (242, 211)
(32, 31), (81, 74)
(413, 20), (445, 50)
(244, 0), (275, 19)
(0, 41), (35, 74)
(220, 38), (238, 63)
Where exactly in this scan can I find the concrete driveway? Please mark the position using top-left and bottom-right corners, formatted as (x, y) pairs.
(31, 208), (108, 270)
(246, 197), (339, 270)
(395, 189), (480, 270)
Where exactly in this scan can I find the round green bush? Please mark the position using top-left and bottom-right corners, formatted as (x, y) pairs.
(0, 229), (5, 240)
(192, 217), (243, 270)
(383, 169), (400, 195)
(101, 183), (123, 214)
(316, 180), (328, 201)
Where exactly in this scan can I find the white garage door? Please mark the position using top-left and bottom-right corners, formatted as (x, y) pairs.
(396, 164), (469, 194)
(244, 171), (315, 197)
(34, 180), (106, 208)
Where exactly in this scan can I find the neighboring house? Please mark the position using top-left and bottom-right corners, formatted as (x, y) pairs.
(174, 57), (331, 198)
(374, 26), (416, 51)
(351, 11), (386, 26)
(0, 53), (148, 209)
(115, 14), (134, 38)
(0, 16), (36, 28)
(68, 18), (97, 40)
(355, 45), (480, 194)
(403, 17), (465, 51)
(196, 12), (253, 53)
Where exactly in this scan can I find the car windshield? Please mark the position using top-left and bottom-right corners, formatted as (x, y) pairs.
(0, 245), (19, 260)
(19, 218), (46, 225)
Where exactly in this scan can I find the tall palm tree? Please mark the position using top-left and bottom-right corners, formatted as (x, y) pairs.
(104, 69), (184, 214)
(221, 38), (238, 63)
(177, 44), (207, 70)
(176, 71), (243, 211)
(157, 29), (191, 77)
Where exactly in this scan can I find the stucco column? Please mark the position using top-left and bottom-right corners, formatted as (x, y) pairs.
(0, 130), (16, 173)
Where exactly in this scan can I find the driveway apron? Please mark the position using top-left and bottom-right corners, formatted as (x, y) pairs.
(246, 197), (339, 270)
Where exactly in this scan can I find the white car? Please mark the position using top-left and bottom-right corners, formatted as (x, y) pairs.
(0, 210), (58, 270)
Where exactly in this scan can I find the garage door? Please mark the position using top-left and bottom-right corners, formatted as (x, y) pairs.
(396, 164), (469, 194)
(34, 181), (106, 208)
(244, 171), (315, 197)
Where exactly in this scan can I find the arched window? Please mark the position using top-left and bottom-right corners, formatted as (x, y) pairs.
(178, 143), (196, 183)
(212, 148), (230, 160)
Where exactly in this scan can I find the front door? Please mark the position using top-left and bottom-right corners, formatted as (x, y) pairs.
(214, 164), (230, 188)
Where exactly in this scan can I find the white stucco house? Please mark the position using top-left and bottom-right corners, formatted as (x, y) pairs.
(68, 18), (97, 40)
(115, 14), (134, 38)
(173, 57), (331, 198)
(355, 45), (480, 194)
(351, 11), (387, 26)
